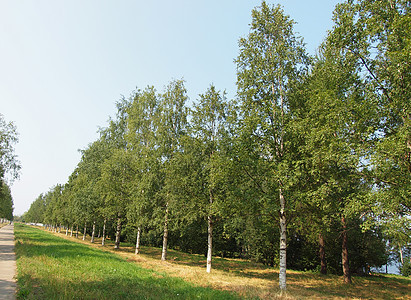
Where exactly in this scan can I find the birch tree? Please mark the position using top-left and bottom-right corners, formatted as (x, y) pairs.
(0, 114), (20, 183)
(334, 0), (410, 240)
(100, 98), (133, 249)
(318, 0), (410, 280)
(126, 87), (160, 255)
(174, 85), (230, 272)
(156, 80), (188, 261)
(75, 139), (110, 242)
(236, 1), (308, 290)
(0, 182), (13, 221)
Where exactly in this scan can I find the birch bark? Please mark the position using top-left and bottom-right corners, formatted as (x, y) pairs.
(279, 187), (287, 291)
(83, 222), (87, 241)
(102, 219), (106, 246)
(341, 216), (352, 284)
(206, 214), (213, 273)
(135, 227), (141, 255)
(161, 202), (169, 261)
(91, 221), (96, 243)
(114, 214), (122, 249)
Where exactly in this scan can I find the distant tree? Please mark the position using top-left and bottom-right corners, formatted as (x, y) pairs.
(100, 148), (136, 249)
(76, 139), (111, 242)
(99, 98), (134, 249)
(0, 114), (21, 183)
(43, 185), (64, 231)
(0, 182), (13, 221)
(25, 194), (46, 223)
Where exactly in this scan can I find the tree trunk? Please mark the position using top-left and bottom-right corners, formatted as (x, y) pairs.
(65, 226), (68, 236)
(114, 214), (122, 249)
(83, 222), (87, 241)
(58, 223), (61, 233)
(91, 221), (96, 243)
(76, 225), (79, 238)
(319, 233), (327, 275)
(135, 227), (141, 255)
(102, 219), (106, 246)
(399, 244), (404, 264)
(161, 202), (169, 261)
(279, 187), (287, 291)
(70, 225), (73, 237)
(341, 216), (352, 284)
(206, 214), (213, 273)
(98, 227), (101, 238)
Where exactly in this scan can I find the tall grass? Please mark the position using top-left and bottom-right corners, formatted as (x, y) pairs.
(14, 223), (239, 299)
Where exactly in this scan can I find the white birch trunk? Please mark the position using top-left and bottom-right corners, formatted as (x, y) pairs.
(114, 215), (122, 249)
(399, 244), (404, 264)
(70, 225), (73, 237)
(135, 227), (141, 255)
(102, 219), (106, 246)
(278, 74), (287, 291)
(91, 221), (96, 243)
(206, 214), (213, 273)
(279, 187), (287, 291)
(83, 222), (87, 241)
(65, 226), (68, 236)
(161, 202), (169, 261)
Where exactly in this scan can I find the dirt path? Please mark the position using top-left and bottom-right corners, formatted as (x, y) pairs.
(0, 223), (16, 300)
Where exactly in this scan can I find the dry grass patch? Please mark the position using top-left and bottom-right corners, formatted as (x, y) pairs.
(0, 222), (9, 229)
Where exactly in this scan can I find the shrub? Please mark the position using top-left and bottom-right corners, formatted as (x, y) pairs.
(399, 259), (411, 277)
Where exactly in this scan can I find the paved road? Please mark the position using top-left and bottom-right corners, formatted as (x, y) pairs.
(0, 224), (16, 300)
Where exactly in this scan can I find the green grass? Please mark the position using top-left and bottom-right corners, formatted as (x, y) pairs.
(14, 223), (239, 299)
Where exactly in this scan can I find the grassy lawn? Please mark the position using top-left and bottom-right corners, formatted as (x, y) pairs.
(15, 224), (411, 299)
(14, 223), (239, 299)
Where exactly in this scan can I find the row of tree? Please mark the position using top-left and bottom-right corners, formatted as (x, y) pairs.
(0, 113), (20, 222)
(23, 0), (410, 289)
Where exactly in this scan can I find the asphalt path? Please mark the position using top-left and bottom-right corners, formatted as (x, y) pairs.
(0, 224), (16, 300)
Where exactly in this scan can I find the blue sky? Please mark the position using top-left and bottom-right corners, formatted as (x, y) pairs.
(1, 0), (341, 215)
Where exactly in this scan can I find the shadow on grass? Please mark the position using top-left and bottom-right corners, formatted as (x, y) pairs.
(124, 245), (269, 274)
